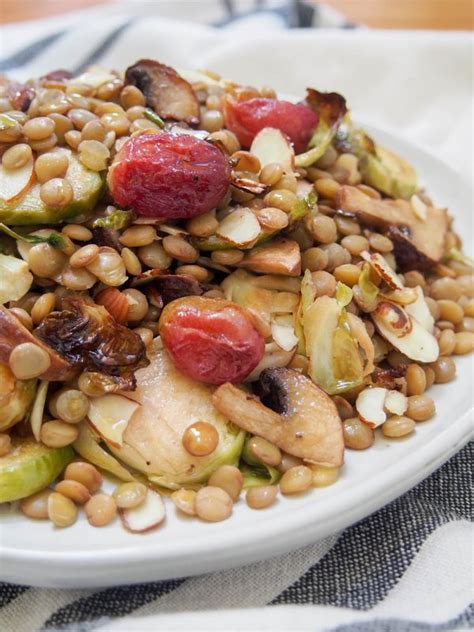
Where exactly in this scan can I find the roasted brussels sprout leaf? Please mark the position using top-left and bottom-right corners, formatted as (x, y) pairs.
(92, 209), (133, 230)
(34, 298), (148, 386)
(0, 437), (74, 503)
(74, 423), (135, 482)
(0, 305), (74, 381)
(359, 139), (417, 200)
(213, 368), (344, 466)
(240, 437), (281, 489)
(0, 364), (36, 432)
(0, 223), (66, 248)
(0, 253), (33, 305)
(125, 59), (200, 125)
(295, 88), (347, 167)
(143, 108), (165, 129)
(108, 344), (245, 489)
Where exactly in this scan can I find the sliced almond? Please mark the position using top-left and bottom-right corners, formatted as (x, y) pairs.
(384, 390), (408, 416)
(216, 208), (261, 247)
(120, 488), (165, 533)
(371, 301), (439, 363)
(361, 251), (403, 290)
(404, 286), (435, 332)
(0, 158), (35, 203)
(230, 174), (268, 195)
(271, 320), (298, 352)
(87, 394), (140, 448)
(250, 127), (295, 172)
(69, 66), (116, 88)
(356, 387), (387, 428)
(380, 287), (418, 305)
(410, 194), (428, 221)
(238, 239), (301, 277)
(245, 347), (296, 382)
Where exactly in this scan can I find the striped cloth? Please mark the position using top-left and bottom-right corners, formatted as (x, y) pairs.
(1, 3), (473, 630)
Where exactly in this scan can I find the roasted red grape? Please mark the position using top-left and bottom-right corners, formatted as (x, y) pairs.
(223, 97), (318, 153)
(159, 296), (265, 384)
(107, 133), (231, 219)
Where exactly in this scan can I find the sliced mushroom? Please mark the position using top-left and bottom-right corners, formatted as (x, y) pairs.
(336, 186), (448, 268)
(125, 59), (200, 125)
(0, 305), (73, 381)
(212, 368), (344, 466)
(237, 239), (301, 277)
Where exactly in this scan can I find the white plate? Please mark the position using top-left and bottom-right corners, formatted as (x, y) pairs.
(0, 123), (472, 588)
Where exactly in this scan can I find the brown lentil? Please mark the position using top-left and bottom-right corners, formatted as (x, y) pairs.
(39, 178), (73, 208)
(310, 464), (340, 487)
(263, 189), (297, 212)
(314, 178), (340, 199)
(437, 299), (464, 325)
(64, 461), (102, 493)
(20, 489), (51, 520)
(48, 492), (78, 528)
(175, 264), (210, 282)
(407, 394), (436, 421)
(382, 415), (416, 438)
(182, 421), (219, 457)
(78, 139), (110, 171)
(438, 329), (456, 355)
(334, 263), (361, 286)
(29, 133), (58, 152)
(311, 270), (336, 297)
(246, 485), (278, 509)
(123, 288), (149, 322)
(121, 247), (142, 275)
(403, 270), (426, 288)
(275, 172), (298, 193)
(68, 108), (97, 130)
(430, 356), (456, 383)
(457, 316), (474, 333)
(9, 342), (51, 379)
(27, 243), (67, 277)
(8, 307), (33, 330)
(120, 226), (157, 248)
(307, 214), (337, 244)
(171, 489), (197, 515)
(195, 486), (233, 522)
(81, 119), (106, 141)
(430, 277), (463, 301)
(260, 162), (284, 186)
(55, 479), (91, 505)
(64, 129), (82, 149)
(162, 235), (198, 263)
(277, 453), (304, 473)
(453, 331), (474, 354)
(301, 247), (328, 272)
(100, 112), (130, 136)
(405, 364), (427, 396)
(50, 389), (89, 424)
(85, 493), (117, 527)
(31, 292), (56, 324)
(280, 466), (313, 494)
(186, 211), (218, 237)
(254, 206), (289, 231)
(61, 224), (93, 241)
(425, 297), (440, 321)
(333, 396), (354, 421)
(248, 436), (282, 466)
(40, 420), (79, 447)
(23, 116), (55, 140)
(334, 215), (361, 236)
(340, 235), (369, 257)
(423, 366), (436, 389)
(138, 242), (172, 269)
(208, 465), (244, 501)
(368, 233), (393, 253)
(322, 243), (351, 271)
(86, 247), (127, 286)
(211, 249), (244, 266)
(120, 85), (146, 109)
(68, 244), (98, 268)
(343, 417), (375, 450)
(113, 482), (147, 509)
(2, 143), (32, 169)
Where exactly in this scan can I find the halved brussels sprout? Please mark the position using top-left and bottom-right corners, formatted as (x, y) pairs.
(359, 143), (417, 200)
(0, 437), (73, 503)
(108, 344), (245, 490)
(0, 364), (36, 432)
(240, 436), (280, 489)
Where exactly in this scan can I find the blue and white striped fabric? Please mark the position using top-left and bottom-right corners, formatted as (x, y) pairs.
(0, 3), (472, 630)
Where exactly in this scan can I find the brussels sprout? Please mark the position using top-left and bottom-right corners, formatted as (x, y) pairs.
(359, 143), (417, 200)
(240, 436), (280, 489)
(108, 345), (245, 490)
(0, 364), (36, 432)
(0, 437), (74, 503)
(0, 150), (104, 225)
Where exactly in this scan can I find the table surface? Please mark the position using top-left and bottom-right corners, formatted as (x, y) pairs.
(0, 0), (473, 29)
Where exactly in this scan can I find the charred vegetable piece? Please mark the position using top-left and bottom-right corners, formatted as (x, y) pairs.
(34, 298), (148, 386)
(108, 133), (231, 220)
(146, 273), (203, 305)
(295, 88), (347, 167)
(223, 97), (318, 153)
(212, 368), (344, 466)
(108, 345), (245, 489)
(0, 150), (104, 225)
(0, 364), (36, 432)
(237, 239), (301, 277)
(159, 296), (265, 385)
(0, 437), (74, 503)
(336, 186), (448, 267)
(125, 59), (200, 125)
(0, 305), (74, 381)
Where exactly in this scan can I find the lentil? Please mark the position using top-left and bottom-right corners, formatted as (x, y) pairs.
(211, 249), (244, 266)
(162, 235), (198, 262)
(39, 178), (73, 207)
(64, 461), (102, 493)
(333, 396), (354, 420)
(20, 489), (51, 519)
(123, 288), (149, 322)
(247, 436), (282, 466)
(430, 277), (462, 301)
(69, 244), (99, 268)
(61, 265), (96, 290)
(254, 206), (289, 231)
(171, 489), (197, 515)
(2, 143), (32, 169)
(0, 433), (11, 456)
(407, 394), (436, 421)
(81, 119), (106, 141)
(307, 214), (337, 244)
(382, 415), (416, 438)
(246, 485), (278, 509)
(301, 247), (328, 272)
(68, 108), (97, 130)
(78, 139), (110, 171)
(453, 331), (474, 354)
(85, 493), (117, 527)
(430, 356), (456, 383)
(175, 264), (210, 282)
(437, 299), (464, 325)
(55, 479), (91, 505)
(311, 270), (336, 297)
(343, 417), (374, 450)
(260, 162), (283, 186)
(121, 247), (142, 275)
(113, 482), (147, 509)
(8, 307), (32, 330)
(263, 189), (297, 213)
(280, 465), (313, 494)
(182, 421), (219, 456)
(23, 116), (55, 140)
(62, 224), (93, 241)
(138, 242), (172, 269)
(208, 465), (244, 501)
(195, 486), (233, 522)
(31, 292), (56, 324)
(40, 420), (79, 447)
(314, 178), (340, 199)
(186, 211), (218, 237)
(334, 263), (361, 286)
(120, 85), (146, 109)
(64, 129), (82, 149)
(48, 492), (78, 528)
(9, 342), (51, 379)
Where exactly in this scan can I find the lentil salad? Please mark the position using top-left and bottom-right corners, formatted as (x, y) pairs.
(0, 60), (472, 531)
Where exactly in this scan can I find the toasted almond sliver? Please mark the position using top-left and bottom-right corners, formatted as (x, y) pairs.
(250, 127), (295, 172)
(216, 208), (261, 247)
(356, 387), (387, 428)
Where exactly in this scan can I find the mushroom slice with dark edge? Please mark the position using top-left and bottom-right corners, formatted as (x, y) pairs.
(125, 59), (200, 126)
(237, 239), (301, 277)
(336, 186), (448, 270)
(0, 305), (74, 381)
(212, 368), (344, 466)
